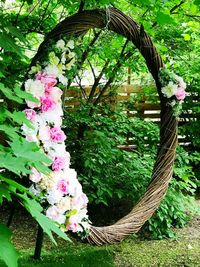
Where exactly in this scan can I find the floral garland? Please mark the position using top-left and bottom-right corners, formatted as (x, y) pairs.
(159, 68), (187, 116)
(22, 38), (90, 235)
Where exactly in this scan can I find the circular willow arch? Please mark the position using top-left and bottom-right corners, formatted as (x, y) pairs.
(30, 7), (178, 245)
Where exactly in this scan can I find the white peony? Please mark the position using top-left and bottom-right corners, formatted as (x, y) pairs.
(46, 189), (63, 205)
(38, 104), (63, 126)
(25, 79), (45, 98)
(57, 196), (71, 213)
(161, 81), (178, 98)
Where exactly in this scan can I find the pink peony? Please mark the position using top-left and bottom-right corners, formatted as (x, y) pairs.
(35, 71), (46, 81)
(52, 156), (65, 171)
(46, 205), (66, 224)
(50, 127), (66, 142)
(29, 167), (42, 183)
(36, 72), (57, 92)
(57, 179), (69, 194)
(175, 87), (186, 101)
(26, 100), (41, 109)
(67, 215), (79, 232)
(24, 109), (37, 121)
(40, 95), (56, 112)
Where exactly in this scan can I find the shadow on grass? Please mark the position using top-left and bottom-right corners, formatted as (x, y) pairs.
(18, 248), (115, 267)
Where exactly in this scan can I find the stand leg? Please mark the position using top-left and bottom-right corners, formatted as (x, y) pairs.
(34, 224), (44, 260)
(7, 204), (15, 227)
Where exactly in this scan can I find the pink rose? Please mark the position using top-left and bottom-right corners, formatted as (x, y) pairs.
(67, 215), (79, 232)
(29, 167), (42, 183)
(49, 87), (62, 102)
(40, 95), (56, 112)
(24, 109), (37, 121)
(52, 156), (65, 171)
(175, 87), (186, 101)
(50, 127), (66, 142)
(57, 179), (69, 194)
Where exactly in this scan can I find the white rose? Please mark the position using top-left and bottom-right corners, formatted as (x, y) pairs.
(25, 79), (45, 98)
(161, 81), (178, 98)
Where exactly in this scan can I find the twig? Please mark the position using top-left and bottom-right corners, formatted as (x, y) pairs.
(78, 0), (85, 13)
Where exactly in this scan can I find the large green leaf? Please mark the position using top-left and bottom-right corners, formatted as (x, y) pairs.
(0, 224), (19, 267)
(13, 87), (39, 103)
(0, 33), (22, 56)
(0, 184), (12, 204)
(0, 83), (23, 104)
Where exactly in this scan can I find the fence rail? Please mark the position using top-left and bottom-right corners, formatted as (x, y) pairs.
(64, 85), (196, 149)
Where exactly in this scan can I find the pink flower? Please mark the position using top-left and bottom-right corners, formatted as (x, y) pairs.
(36, 72), (57, 92)
(49, 87), (62, 102)
(50, 127), (66, 142)
(40, 95), (56, 112)
(175, 87), (186, 100)
(57, 179), (69, 194)
(46, 206), (66, 224)
(29, 167), (42, 183)
(72, 193), (88, 210)
(52, 156), (65, 171)
(67, 215), (79, 232)
(24, 109), (37, 121)
(35, 71), (46, 81)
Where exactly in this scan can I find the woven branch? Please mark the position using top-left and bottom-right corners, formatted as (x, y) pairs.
(30, 7), (178, 245)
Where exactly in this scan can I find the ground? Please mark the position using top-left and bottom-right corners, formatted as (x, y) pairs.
(0, 204), (200, 267)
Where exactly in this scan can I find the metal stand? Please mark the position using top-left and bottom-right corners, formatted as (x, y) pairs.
(34, 224), (44, 260)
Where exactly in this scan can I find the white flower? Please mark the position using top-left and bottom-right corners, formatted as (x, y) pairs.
(56, 39), (65, 50)
(46, 205), (66, 224)
(43, 142), (67, 158)
(161, 81), (178, 98)
(66, 57), (76, 70)
(25, 79), (45, 98)
(58, 74), (68, 86)
(45, 64), (63, 77)
(57, 196), (71, 213)
(38, 104), (63, 126)
(66, 40), (74, 49)
(46, 189), (63, 205)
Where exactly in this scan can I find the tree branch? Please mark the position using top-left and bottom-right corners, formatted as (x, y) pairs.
(87, 59), (110, 103)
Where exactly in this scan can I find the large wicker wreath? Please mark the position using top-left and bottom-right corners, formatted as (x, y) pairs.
(29, 7), (179, 245)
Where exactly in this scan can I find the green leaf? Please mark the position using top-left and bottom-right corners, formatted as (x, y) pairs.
(183, 34), (191, 41)
(9, 138), (52, 165)
(0, 153), (29, 175)
(156, 12), (175, 25)
(0, 83), (23, 104)
(0, 224), (19, 267)
(0, 183), (12, 204)
(0, 33), (22, 56)
(6, 110), (33, 128)
(6, 25), (27, 44)
(194, 0), (200, 6)
(21, 195), (71, 244)
(14, 87), (39, 103)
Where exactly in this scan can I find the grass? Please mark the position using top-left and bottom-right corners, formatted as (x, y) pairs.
(0, 207), (200, 267)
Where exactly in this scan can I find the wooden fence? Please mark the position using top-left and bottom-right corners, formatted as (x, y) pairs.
(64, 84), (194, 149)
